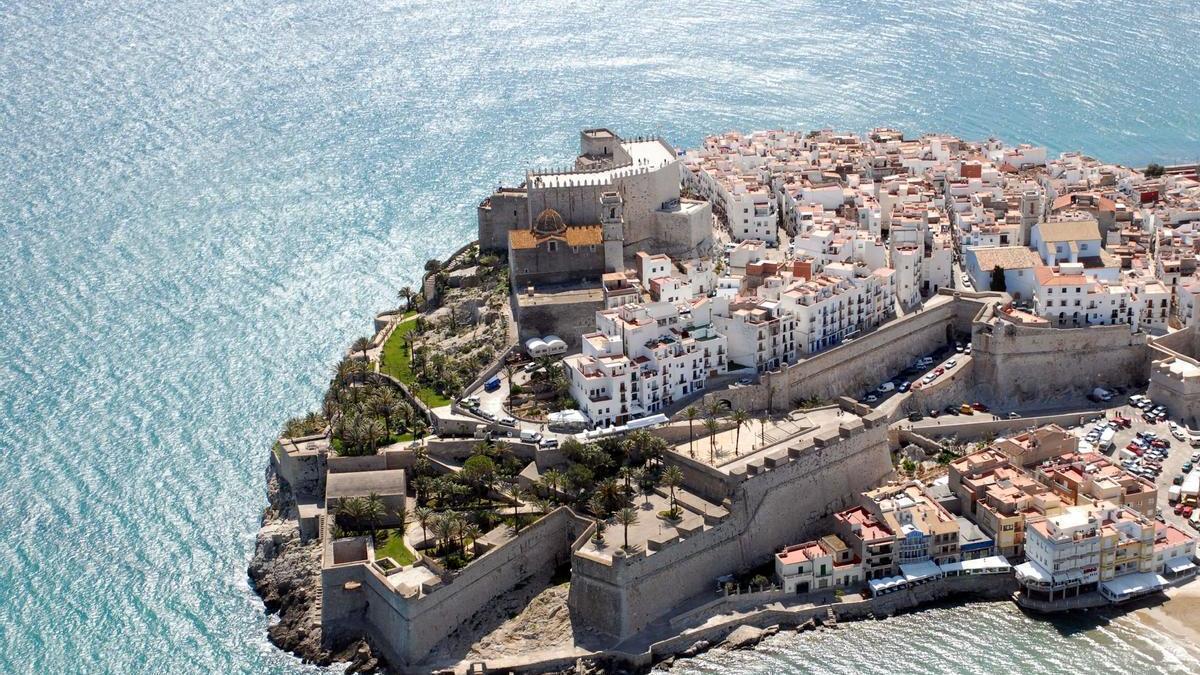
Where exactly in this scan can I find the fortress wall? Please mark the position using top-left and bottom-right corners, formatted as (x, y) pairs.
(376, 507), (586, 665)
(528, 183), (606, 227)
(326, 454), (388, 474)
(272, 444), (323, 500)
(645, 200), (712, 259)
(971, 320), (1150, 402)
(737, 425), (891, 562)
(911, 410), (1107, 443)
(612, 163), (680, 245)
(899, 360), (977, 415)
(766, 301), (959, 409)
(477, 190), (528, 252)
(660, 449), (737, 504)
(569, 425), (892, 639)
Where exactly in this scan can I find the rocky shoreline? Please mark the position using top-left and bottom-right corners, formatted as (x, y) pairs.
(248, 462), (385, 673)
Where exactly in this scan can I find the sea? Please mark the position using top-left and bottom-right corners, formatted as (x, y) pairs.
(2, 1), (1199, 673)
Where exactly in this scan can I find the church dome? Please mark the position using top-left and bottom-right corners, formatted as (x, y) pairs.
(533, 208), (567, 236)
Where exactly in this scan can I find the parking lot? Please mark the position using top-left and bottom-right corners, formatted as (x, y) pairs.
(858, 339), (974, 411)
(1063, 396), (1200, 533)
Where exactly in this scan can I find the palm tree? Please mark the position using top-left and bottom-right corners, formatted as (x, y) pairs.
(618, 466), (637, 501)
(504, 482), (526, 533)
(705, 399), (724, 420)
(372, 388), (399, 440)
(335, 496), (367, 534)
(541, 469), (564, 498)
(704, 417), (720, 461)
(587, 493), (608, 519)
(662, 465), (684, 516)
(363, 492), (386, 541)
(615, 507), (638, 552)
(398, 285), (414, 312)
(684, 405), (700, 458)
(639, 469), (657, 507)
(448, 511), (467, 552)
(411, 418), (428, 442)
(732, 408), (750, 456)
(352, 336), (372, 362)
(431, 512), (454, 555)
(598, 478), (623, 512)
(463, 523), (483, 557)
(413, 506), (433, 550)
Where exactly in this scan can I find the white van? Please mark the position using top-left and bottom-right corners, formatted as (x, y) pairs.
(520, 429), (542, 443)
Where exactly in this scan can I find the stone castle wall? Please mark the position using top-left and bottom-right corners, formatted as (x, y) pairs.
(568, 422), (892, 639)
(478, 190), (528, 253)
(971, 318), (1150, 402)
(322, 507), (589, 667)
(763, 299), (967, 409)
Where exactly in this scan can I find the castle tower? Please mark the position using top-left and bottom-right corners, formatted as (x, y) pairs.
(601, 191), (624, 272)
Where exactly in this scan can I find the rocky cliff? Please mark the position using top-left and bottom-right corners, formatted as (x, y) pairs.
(248, 462), (383, 673)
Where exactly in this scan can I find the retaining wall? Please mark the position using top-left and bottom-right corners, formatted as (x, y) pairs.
(324, 507), (590, 667)
(569, 422), (892, 639)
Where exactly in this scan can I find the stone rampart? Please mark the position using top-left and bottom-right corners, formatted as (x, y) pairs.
(323, 507), (590, 667)
(764, 299), (961, 410)
(972, 318), (1150, 402)
(568, 422), (892, 639)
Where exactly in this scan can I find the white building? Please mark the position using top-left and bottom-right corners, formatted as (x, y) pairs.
(775, 535), (863, 594)
(778, 264), (895, 354)
(564, 300), (727, 427)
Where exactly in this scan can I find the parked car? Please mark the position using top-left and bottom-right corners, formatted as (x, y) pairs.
(943, 405), (959, 416)
(877, 382), (895, 393)
(497, 415), (516, 427)
(1184, 506), (1195, 519)
(1007, 412), (1021, 419)
(972, 402), (989, 412)
(461, 395), (480, 408)
(908, 411), (922, 422)
(929, 409), (940, 418)
(898, 381), (911, 393)
(959, 404), (975, 415)
(864, 394), (878, 403)
(945, 359), (957, 369)
(955, 343), (964, 353)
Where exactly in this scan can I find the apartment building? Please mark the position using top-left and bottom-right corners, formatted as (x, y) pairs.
(834, 506), (896, 581)
(1015, 503), (1157, 603)
(565, 300), (727, 427)
(713, 298), (796, 372)
(864, 483), (961, 566)
(949, 449), (1064, 558)
(774, 534), (863, 594)
(777, 263), (895, 354)
(1031, 451), (1158, 516)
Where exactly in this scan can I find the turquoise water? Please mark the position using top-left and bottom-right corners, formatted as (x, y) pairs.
(2, 1), (1199, 672)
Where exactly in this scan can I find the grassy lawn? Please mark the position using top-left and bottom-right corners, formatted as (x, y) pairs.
(379, 318), (453, 408)
(373, 529), (416, 566)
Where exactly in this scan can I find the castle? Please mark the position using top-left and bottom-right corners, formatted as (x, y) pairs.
(478, 128), (713, 287)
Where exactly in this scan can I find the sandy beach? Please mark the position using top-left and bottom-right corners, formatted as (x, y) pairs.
(1129, 583), (1200, 660)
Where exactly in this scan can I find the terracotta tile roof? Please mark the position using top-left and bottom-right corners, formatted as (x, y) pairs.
(1038, 218), (1101, 242)
(565, 226), (603, 246)
(509, 225), (602, 250)
(509, 229), (537, 250)
(969, 246), (1042, 270)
